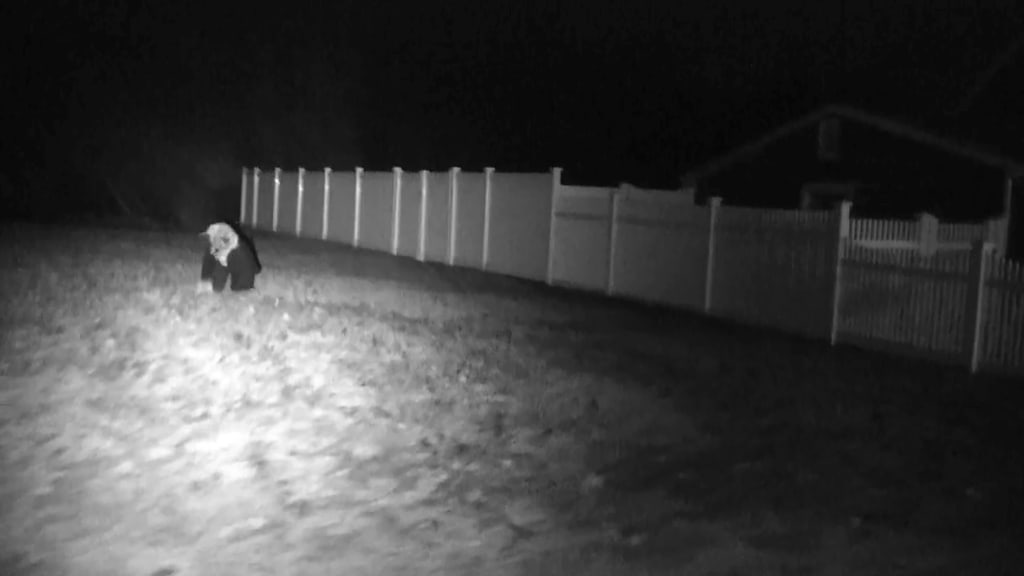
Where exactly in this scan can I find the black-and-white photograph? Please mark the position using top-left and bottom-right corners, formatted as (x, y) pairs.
(2, 1), (1023, 574)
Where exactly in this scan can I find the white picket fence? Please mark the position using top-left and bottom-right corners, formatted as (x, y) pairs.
(241, 166), (1024, 377)
(850, 213), (1008, 255)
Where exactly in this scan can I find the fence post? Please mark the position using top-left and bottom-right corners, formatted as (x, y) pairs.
(272, 167), (281, 233)
(703, 197), (722, 312)
(296, 167), (305, 237)
(829, 201), (852, 345)
(918, 212), (938, 257)
(448, 167), (460, 266)
(547, 167), (563, 285)
(998, 175), (1013, 255)
(606, 186), (621, 295)
(986, 215), (1010, 257)
(322, 167), (331, 241)
(418, 170), (428, 261)
(964, 240), (992, 373)
(353, 166), (363, 247)
(240, 167), (248, 225)
(392, 167), (403, 255)
(252, 168), (261, 230)
(483, 167), (494, 271)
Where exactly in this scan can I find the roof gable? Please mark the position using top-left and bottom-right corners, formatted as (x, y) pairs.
(681, 104), (1024, 184)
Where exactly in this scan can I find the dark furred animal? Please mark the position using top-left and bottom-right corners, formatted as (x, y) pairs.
(199, 222), (262, 292)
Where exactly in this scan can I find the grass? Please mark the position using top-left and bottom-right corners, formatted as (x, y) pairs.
(0, 220), (1022, 576)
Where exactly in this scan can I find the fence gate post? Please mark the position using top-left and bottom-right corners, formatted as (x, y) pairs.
(418, 170), (429, 261)
(546, 167), (563, 285)
(704, 197), (722, 313)
(964, 240), (992, 373)
(272, 167), (281, 233)
(448, 167), (460, 266)
(829, 201), (852, 345)
(240, 167), (248, 225)
(606, 186), (621, 295)
(997, 175), (1013, 255)
(252, 168), (261, 230)
(296, 167), (305, 237)
(353, 167), (363, 247)
(918, 212), (938, 257)
(322, 167), (331, 241)
(392, 167), (403, 255)
(483, 167), (494, 271)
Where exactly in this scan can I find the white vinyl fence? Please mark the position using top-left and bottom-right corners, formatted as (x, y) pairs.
(240, 166), (1024, 377)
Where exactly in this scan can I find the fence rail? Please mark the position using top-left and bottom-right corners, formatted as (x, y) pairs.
(240, 166), (1023, 377)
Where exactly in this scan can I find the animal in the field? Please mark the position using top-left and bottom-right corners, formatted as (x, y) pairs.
(199, 221), (262, 292)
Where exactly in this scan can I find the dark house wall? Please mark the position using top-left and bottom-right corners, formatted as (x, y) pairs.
(696, 116), (1007, 222)
(694, 128), (819, 210)
(696, 127), (815, 211)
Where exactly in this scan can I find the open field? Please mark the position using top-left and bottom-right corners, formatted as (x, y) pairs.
(1, 220), (1022, 575)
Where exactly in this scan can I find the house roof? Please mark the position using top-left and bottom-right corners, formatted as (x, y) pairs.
(680, 104), (1024, 184)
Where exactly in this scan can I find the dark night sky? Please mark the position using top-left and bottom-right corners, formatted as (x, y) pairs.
(4, 0), (1024, 218)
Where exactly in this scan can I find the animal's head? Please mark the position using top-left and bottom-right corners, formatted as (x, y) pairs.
(200, 222), (239, 266)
